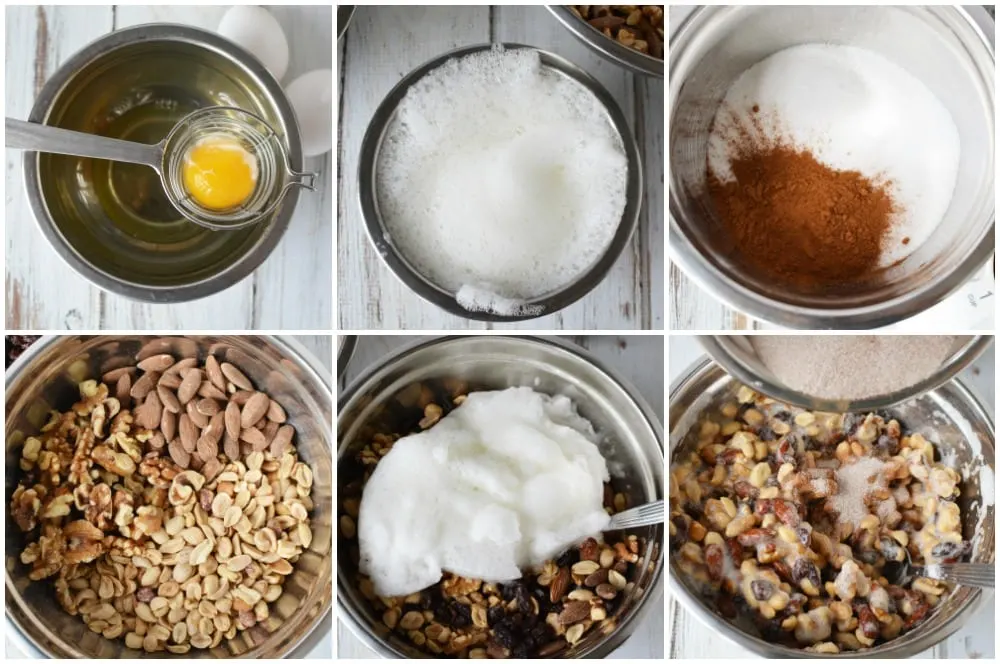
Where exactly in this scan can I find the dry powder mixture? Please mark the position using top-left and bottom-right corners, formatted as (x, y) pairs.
(751, 335), (962, 401)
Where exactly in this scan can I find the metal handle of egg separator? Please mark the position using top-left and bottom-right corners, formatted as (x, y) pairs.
(5, 117), (163, 170)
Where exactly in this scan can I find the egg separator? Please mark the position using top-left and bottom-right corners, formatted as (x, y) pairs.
(6, 106), (315, 230)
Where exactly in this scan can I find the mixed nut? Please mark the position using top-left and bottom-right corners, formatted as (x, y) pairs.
(340, 385), (653, 658)
(569, 5), (664, 59)
(670, 385), (968, 653)
(10, 350), (315, 653)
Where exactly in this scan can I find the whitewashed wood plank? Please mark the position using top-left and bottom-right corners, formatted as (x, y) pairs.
(113, 5), (227, 29)
(638, 76), (665, 330)
(337, 6), (490, 331)
(5, 6), (110, 330)
(492, 6), (641, 331)
(251, 5), (333, 330)
(337, 334), (665, 658)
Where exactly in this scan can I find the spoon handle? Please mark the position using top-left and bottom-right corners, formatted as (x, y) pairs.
(921, 564), (994, 588)
(5, 118), (162, 169)
(606, 499), (664, 530)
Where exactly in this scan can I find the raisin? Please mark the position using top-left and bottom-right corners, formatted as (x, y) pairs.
(493, 625), (515, 649)
(716, 593), (737, 618)
(796, 524), (812, 547)
(773, 410), (793, 422)
(874, 433), (900, 457)
(515, 585), (532, 615)
(511, 645), (528, 659)
(555, 549), (577, 568)
(791, 558), (821, 588)
(136, 586), (155, 603)
(858, 549), (879, 564)
(842, 412), (863, 436)
(488, 605), (506, 626)
(931, 541), (967, 563)
(750, 580), (774, 601)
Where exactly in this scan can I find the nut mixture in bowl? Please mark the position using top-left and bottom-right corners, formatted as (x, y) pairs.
(339, 382), (652, 658)
(568, 6), (664, 59)
(669, 385), (968, 654)
(9, 352), (315, 654)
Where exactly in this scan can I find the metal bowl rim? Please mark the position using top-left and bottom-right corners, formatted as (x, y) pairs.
(23, 23), (303, 304)
(336, 334), (664, 658)
(667, 5), (996, 329)
(545, 5), (663, 78)
(4, 334), (333, 658)
(699, 335), (994, 412)
(356, 42), (644, 322)
(667, 354), (995, 658)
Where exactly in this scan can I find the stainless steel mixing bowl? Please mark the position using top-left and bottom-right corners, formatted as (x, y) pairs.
(337, 336), (663, 657)
(699, 335), (992, 412)
(669, 6), (995, 328)
(545, 6), (663, 78)
(668, 357), (995, 658)
(357, 44), (643, 322)
(24, 25), (304, 303)
(5, 335), (332, 658)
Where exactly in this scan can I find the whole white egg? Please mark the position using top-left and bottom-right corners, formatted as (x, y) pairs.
(285, 69), (333, 157)
(218, 6), (289, 82)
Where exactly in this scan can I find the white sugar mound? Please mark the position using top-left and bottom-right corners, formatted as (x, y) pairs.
(377, 47), (628, 306)
(358, 387), (611, 598)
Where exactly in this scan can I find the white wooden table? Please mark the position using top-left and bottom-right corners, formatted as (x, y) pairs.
(667, 336), (996, 658)
(667, 6), (996, 332)
(337, 6), (664, 331)
(4, 334), (332, 658)
(4, 5), (332, 331)
(337, 335), (665, 658)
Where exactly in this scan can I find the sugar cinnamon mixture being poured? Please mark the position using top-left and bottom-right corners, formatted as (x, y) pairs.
(706, 44), (960, 293)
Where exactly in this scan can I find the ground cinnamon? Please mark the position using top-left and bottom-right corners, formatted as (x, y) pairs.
(709, 144), (898, 293)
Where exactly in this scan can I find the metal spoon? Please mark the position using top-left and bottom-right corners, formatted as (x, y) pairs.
(884, 550), (993, 589)
(604, 499), (663, 531)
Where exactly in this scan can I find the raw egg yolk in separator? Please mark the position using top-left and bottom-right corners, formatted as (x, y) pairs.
(182, 135), (259, 211)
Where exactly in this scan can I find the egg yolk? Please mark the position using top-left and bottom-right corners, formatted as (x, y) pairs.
(182, 136), (258, 211)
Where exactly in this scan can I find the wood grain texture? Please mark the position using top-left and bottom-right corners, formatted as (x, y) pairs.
(667, 336), (996, 659)
(5, 5), (332, 331)
(337, 334), (665, 659)
(337, 6), (664, 330)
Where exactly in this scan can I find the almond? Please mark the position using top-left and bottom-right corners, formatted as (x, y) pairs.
(240, 427), (268, 451)
(137, 354), (175, 372)
(196, 398), (221, 416)
(202, 456), (223, 483)
(157, 385), (181, 414)
(223, 431), (240, 461)
(196, 434), (219, 462)
(231, 390), (254, 406)
(225, 400), (241, 440)
(137, 392), (162, 430)
(558, 600), (590, 625)
(241, 393), (270, 429)
(186, 400), (209, 428)
(130, 371), (159, 400)
(205, 354), (226, 391)
(550, 566), (570, 603)
(221, 362), (253, 391)
(266, 399), (287, 423)
(116, 373), (132, 407)
(270, 425), (294, 457)
(161, 409), (177, 443)
(198, 381), (228, 401)
(179, 414), (199, 453)
(158, 372), (183, 390)
(203, 412), (224, 445)
(177, 369), (201, 404)
(164, 357), (198, 375)
(584, 568), (609, 588)
(168, 440), (190, 469)
(102, 366), (135, 383)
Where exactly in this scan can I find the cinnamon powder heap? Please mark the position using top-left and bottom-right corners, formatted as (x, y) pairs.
(709, 144), (899, 292)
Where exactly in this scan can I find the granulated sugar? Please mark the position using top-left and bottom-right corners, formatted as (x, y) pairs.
(708, 44), (960, 265)
(751, 335), (961, 401)
(827, 456), (886, 527)
(377, 47), (627, 314)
